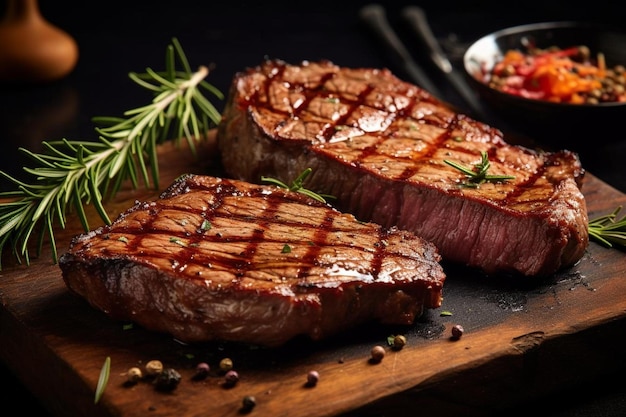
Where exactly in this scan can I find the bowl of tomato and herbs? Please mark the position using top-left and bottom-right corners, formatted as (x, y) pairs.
(463, 21), (626, 143)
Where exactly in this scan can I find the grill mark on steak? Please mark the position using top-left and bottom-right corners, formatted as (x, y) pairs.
(217, 59), (589, 277)
(60, 174), (445, 346)
(111, 180), (361, 280)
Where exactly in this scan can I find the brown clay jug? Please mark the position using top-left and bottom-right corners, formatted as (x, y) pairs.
(0, 0), (79, 83)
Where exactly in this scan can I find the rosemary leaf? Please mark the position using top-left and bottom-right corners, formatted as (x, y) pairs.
(45, 210), (58, 265)
(172, 38), (192, 73)
(73, 182), (89, 232)
(95, 356), (111, 404)
(588, 206), (626, 249)
(444, 151), (515, 187)
(261, 168), (335, 203)
(260, 176), (290, 189)
(128, 71), (162, 92)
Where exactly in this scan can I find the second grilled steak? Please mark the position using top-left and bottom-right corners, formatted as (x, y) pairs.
(59, 174), (445, 347)
(217, 59), (589, 277)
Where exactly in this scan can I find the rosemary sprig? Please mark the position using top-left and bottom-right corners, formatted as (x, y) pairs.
(444, 151), (515, 187)
(446, 153), (626, 249)
(0, 38), (223, 269)
(261, 168), (335, 203)
(588, 205), (626, 249)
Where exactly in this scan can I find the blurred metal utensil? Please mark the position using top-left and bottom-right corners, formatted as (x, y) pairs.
(359, 4), (443, 98)
(401, 5), (488, 120)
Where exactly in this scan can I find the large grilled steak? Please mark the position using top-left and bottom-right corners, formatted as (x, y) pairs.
(59, 174), (445, 347)
(217, 59), (589, 277)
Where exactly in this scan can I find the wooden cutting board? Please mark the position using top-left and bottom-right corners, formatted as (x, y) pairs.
(1, 132), (625, 417)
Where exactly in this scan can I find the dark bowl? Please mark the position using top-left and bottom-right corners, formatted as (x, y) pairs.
(462, 21), (626, 145)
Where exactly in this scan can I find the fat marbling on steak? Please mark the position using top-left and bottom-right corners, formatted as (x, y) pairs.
(59, 174), (445, 347)
(217, 59), (589, 277)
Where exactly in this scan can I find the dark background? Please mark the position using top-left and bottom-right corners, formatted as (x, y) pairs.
(1, 0), (625, 192)
(1, 1), (625, 415)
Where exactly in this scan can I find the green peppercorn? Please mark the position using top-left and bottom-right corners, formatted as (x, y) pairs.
(145, 360), (163, 377)
(126, 367), (142, 384)
(391, 335), (407, 350)
(219, 357), (233, 372)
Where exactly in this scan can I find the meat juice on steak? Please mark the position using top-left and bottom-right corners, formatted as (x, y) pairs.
(59, 174), (446, 347)
(217, 59), (589, 277)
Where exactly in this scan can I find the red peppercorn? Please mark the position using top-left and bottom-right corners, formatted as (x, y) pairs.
(451, 324), (464, 340)
(224, 370), (239, 387)
(193, 362), (210, 380)
(370, 345), (385, 363)
(306, 370), (319, 387)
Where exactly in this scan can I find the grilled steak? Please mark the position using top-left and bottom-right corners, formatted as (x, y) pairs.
(59, 174), (445, 347)
(217, 59), (589, 277)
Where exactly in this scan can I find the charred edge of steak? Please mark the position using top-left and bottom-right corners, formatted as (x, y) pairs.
(216, 59), (589, 277)
(59, 174), (446, 347)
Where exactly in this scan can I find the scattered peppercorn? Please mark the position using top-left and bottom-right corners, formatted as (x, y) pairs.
(241, 395), (256, 413)
(145, 360), (163, 377)
(224, 370), (239, 387)
(154, 368), (182, 391)
(370, 345), (385, 363)
(391, 334), (407, 350)
(193, 362), (210, 380)
(126, 367), (142, 384)
(306, 370), (319, 387)
(219, 357), (234, 373)
(451, 324), (465, 340)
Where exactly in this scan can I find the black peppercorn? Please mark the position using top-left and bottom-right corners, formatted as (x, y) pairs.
(154, 368), (182, 391)
(241, 395), (256, 413)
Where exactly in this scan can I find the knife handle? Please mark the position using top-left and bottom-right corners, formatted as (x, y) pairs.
(401, 5), (452, 73)
(401, 5), (489, 121)
(359, 3), (442, 97)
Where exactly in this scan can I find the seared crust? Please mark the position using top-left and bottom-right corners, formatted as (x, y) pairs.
(59, 174), (445, 346)
(217, 59), (589, 277)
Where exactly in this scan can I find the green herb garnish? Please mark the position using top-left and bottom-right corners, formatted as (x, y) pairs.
(444, 151), (515, 187)
(588, 205), (626, 249)
(95, 356), (111, 404)
(200, 219), (211, 231)
(261, 168), (335, 203)
(169, 237), (187, 247)
(0, 38), (223, 269)
(281, 244), (292, 253)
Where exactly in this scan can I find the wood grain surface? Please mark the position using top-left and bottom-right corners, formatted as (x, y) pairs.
(1, 132), (625, 417)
